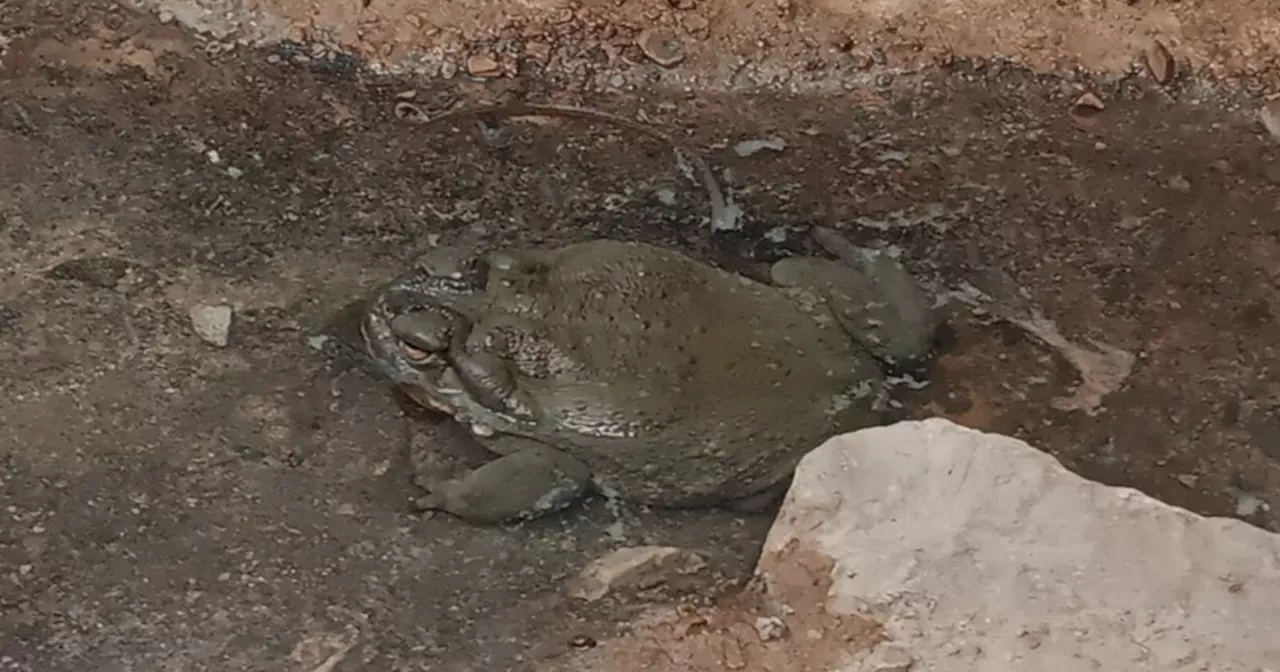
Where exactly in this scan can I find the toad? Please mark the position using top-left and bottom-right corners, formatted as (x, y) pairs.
(361, 235), (938, 524)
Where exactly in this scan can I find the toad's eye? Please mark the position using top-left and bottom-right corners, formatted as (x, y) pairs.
(398, 340), (432, 363)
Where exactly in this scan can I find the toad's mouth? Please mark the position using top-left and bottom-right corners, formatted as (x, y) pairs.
(361, 293), (507, 435)
(360, 293), (456, 405)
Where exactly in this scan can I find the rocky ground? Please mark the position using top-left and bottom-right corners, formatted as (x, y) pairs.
(3, 0), (1280, 670)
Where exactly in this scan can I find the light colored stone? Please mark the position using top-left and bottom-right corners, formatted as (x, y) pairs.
(861, 643), (914, 671)
(733, 136), (788, 157)
(753, 615), (787, 641)
(636, 28), (684, 68)
(465, 52), (501, 77)
(567, 545), (706, 602)
(189, 304), (232, 347)
(524, 42), (552, 62)
(1073, 91), (1105, 110)
(1144, 39), (1175, 84)
(1261, 100), (1280, 144)
(757, 418), (1280, 671)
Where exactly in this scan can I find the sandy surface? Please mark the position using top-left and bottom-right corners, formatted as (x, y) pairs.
(3, 0), (1280, 669)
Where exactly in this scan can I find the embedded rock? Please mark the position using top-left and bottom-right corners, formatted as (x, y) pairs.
(757, 418), (1280, 671)
(567, 546), (707, 602)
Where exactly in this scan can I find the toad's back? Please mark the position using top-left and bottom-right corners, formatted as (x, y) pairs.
(479, 240), (888, 505)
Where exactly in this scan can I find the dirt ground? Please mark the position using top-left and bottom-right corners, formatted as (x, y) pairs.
(130, 0), (1280, 81)
(4, 0), (1280, 669)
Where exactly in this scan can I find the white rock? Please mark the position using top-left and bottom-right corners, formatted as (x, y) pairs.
(758, 418), (1280, 672)
(733, 136), (787, 157)
(1259, 100), (1280, 144)
(753, 615), (787, 641)
(189, 304), (232, 347)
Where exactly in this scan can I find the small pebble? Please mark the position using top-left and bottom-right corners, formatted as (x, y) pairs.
(733, 137), (787, 157)
(525, 42), (552, 62)
(683, 14), (709, 32)
(865, 643), (915, 672)
(568, 634), (597, 649)
(754, 616), (787, 641)
(1234, 491), (1266, 517)
(1073, 92), (1105, 111)
(466, 53), (501, 78)
(1258, 100), (1280, 143)
(1145, 40), (1175, 85)
(190, 304), (232, 347)
(637, 28), (684, 68)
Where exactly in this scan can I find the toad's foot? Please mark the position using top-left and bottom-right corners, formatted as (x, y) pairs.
(771, 252), (937, 370)
(724, 478), (792, 515)
(412, 442), (592, 525)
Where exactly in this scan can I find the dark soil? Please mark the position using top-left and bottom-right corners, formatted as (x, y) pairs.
(2, 2), (1278, 671)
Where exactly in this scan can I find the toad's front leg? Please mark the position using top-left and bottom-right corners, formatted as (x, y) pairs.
(413, 438), (592, 525)
(437, 317), (548, 423)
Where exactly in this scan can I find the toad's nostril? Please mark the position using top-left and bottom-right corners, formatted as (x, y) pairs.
(414, 246), (472, 279)
(391, 310), (460, 352)
(437, 367), (464, 395)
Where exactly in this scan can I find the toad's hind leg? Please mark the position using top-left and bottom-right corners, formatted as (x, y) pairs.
(770, 251), (937, 370)
(413, 441), (592, 525)
(725, 478), (793, 515)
